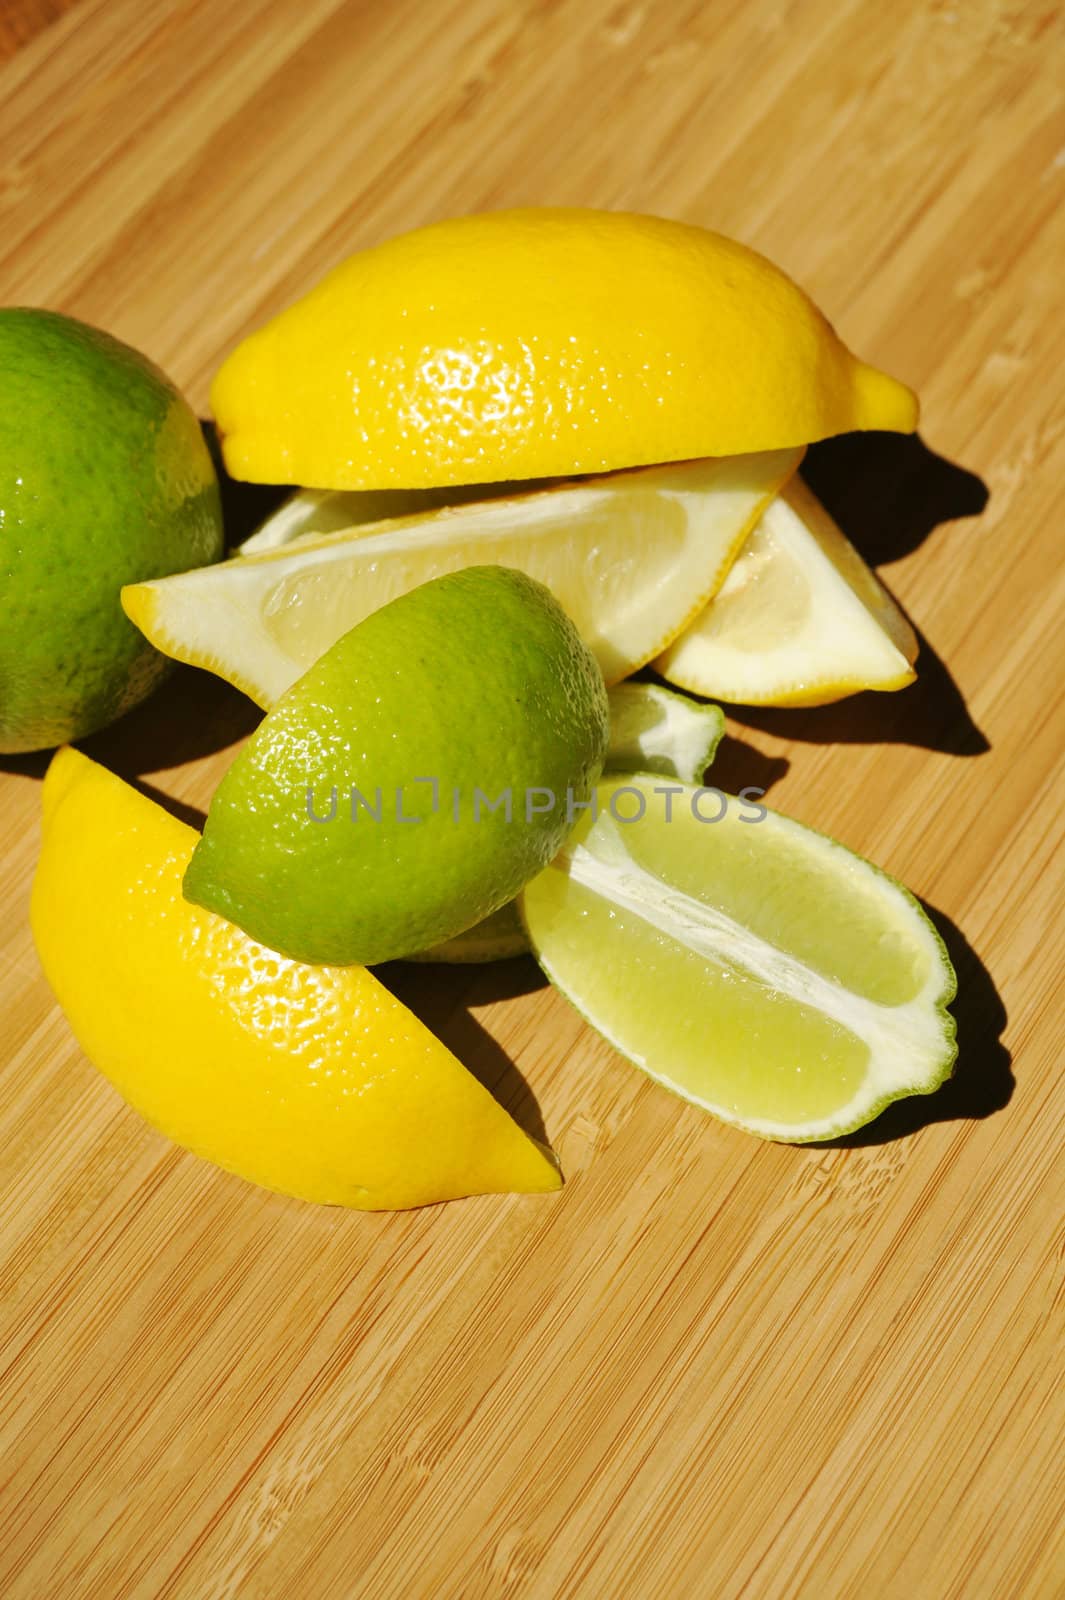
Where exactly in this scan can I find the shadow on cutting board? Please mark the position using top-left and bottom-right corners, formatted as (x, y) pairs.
(703, 732), (789, 795)
(729, 431), (991, 757)
(379, 956), (552, 1148)
(83, 664), (261, 777)
(815, 900), (1013, 1147)
(801, 429), (989, 567)
(727, 627), (988, 757)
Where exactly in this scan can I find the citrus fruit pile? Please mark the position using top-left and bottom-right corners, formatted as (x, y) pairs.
(16, 209), (957, 1209)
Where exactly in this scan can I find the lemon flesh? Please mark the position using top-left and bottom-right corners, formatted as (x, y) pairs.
(520, 775), (956, 1141)
(210, 208), (917, 490)
(184, 567), (609, 968)
(657, 477), (918, 705)
(122, 451), (800, 707)
(413, 683), (726, 964)
(31, 749), (559, 1208)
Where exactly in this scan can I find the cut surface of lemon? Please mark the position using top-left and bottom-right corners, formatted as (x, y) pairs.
(520, 775), (956, 1142)
(211, 208), (917, 490)
(656, 477), (918, 705)
(123, 451), (801, 706)
(31, 748), (559, 1208)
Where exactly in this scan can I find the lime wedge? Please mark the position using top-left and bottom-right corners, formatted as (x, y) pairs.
(604, 681), (724, 785)
(520, 775), (956, 1140)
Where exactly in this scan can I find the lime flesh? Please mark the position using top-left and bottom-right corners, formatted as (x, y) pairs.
(520, 775), (956, 1141)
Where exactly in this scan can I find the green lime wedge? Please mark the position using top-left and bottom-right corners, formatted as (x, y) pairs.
(603, 681), (724, 784)
(184, 566), (608, 967)
(520, 774), (957, 1141)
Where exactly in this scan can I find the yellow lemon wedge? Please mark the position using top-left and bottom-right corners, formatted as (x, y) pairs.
(30, 748), (559, 1209)
(122, 451), (800, 706)
(656, 477), (919, 705)
(211, 208), (918, 491)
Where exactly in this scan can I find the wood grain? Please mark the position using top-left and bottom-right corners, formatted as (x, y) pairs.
(1, 2), (1063, 1596)
(0, 0), (82, 62)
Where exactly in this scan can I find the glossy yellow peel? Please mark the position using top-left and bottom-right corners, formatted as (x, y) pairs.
(31, 748), (559, 1209)
(211, 209), (918, 490)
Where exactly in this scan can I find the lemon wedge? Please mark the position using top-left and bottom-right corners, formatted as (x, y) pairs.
(656, 477), (918, 705)
(31, 748), (559, 1208)
(211, 208), (917, 490)
(238, 479), (535, 554)
(123, 451), (801, 706)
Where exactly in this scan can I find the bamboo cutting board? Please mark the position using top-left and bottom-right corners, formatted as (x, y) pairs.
(1, 2), (1063, 1596)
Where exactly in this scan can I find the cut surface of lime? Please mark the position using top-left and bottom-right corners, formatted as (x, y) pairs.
(604, 681), (724, 785)
(520, 775), (956, 1141)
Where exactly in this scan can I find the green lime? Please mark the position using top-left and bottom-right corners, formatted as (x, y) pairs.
(0, 309), (223, 752)
(520, 774), (957, 1141)
(184, 566), (609, 965)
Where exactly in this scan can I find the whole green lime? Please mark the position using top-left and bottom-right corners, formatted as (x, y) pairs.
(184, 566), (609, 965)
(0, 309), (224, 751)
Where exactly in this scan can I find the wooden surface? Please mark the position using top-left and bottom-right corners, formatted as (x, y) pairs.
(1, 2), (1063, 1596)
(0, 0), (76, 60)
